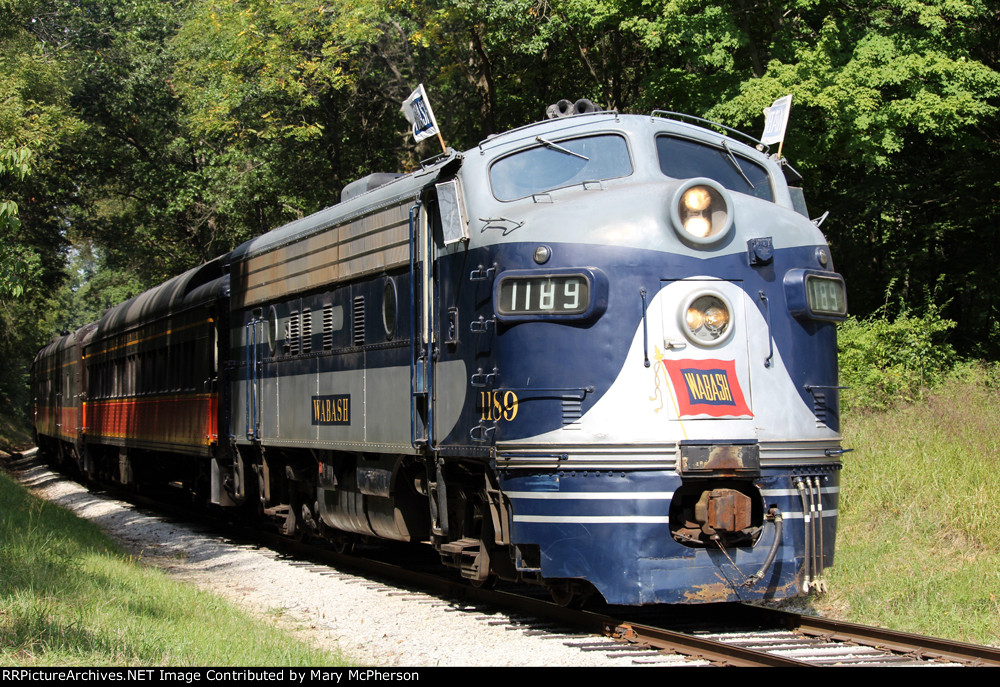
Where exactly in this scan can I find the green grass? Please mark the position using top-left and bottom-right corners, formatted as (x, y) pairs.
(0, 471), (349, 666)
(817, 364), (1000, 645)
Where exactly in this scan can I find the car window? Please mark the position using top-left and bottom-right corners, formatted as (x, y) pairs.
(657, 135), (773, 202)
(490, 134), (632, 201)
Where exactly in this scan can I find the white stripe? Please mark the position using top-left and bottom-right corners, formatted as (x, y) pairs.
(781, 510), (838, 519)
(513, 515), (670, 524)
(762, 487), (839, 498)
(512, 511), (837, 524)
(504, 491), (673, 500)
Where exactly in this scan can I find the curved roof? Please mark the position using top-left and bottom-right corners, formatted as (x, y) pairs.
(92, 256), (229, 341)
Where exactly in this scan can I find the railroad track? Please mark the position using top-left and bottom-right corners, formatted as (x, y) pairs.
(7, 448), (1000, 668)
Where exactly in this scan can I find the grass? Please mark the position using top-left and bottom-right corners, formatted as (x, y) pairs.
(0, 470), (349, 666)
(815, 363), (1000, 645)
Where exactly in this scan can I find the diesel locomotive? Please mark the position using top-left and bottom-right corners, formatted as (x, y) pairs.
(32, 104), (847, 605)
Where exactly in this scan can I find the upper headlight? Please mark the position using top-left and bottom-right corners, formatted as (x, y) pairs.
(682, 186), (712, 212)
(670, 179), (734, 246)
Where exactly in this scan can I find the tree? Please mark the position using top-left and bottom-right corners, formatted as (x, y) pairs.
(702, 1), (1000, 353)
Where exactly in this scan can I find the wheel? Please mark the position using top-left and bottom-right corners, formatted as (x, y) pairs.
(548, 582), (578, 607)
(469, 574), (497, 590)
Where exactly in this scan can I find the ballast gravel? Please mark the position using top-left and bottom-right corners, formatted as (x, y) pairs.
(9, 450), (700, 668)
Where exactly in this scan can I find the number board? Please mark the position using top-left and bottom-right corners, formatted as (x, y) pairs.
(494, 268), (607, 322)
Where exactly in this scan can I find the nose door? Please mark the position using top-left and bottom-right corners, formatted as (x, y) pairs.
(658, 279), (754, 423)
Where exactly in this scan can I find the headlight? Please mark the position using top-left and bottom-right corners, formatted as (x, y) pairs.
(670, 179), (733, 246)
(682, 293), (733, 346)
(682, 186), (712, 212)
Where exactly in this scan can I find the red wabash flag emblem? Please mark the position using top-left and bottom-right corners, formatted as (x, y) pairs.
(662, 358), (752, 418)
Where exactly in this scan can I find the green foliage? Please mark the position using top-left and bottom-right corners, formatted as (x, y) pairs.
(838, 299), (958, 412)
(0, 149), (41, 298)
(168, 0), (400, 237)
(0, 26), (77, 299)
(172, 0), (374, 143)
(0, 1), (83, 415)
(704, 1), (1000, 356)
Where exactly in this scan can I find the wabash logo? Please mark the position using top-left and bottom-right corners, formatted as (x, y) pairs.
(662, 359), (752, 418)
(311, 394), (351, 425)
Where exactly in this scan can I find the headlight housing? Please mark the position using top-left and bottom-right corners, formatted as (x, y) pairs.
(681, 292), (734, 346)
(669, 178), (734, 246)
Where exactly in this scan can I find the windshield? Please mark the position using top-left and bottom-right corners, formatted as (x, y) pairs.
(657, 135), (773, 202)
(490, 134), (632, 201)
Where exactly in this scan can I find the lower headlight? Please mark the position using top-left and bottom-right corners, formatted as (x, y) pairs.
(682, 293), (733, 346)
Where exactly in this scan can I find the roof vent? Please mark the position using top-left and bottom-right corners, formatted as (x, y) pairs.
(340, 172), (405, 203)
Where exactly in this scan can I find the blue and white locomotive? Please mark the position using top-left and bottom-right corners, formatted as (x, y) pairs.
(32, 104), (847, 606)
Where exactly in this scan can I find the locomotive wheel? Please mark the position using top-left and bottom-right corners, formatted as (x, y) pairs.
(469, 574), (497, 590)
(548, 582), (578, 608)
(548, 580), (595, 608)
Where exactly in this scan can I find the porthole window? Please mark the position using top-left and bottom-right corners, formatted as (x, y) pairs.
(382, 279), (397, 339)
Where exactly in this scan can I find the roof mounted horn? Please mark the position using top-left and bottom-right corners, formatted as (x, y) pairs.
(546, 98), (600, 119)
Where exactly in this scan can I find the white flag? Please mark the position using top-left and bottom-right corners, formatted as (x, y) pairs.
(761, 94), (793, 146)
(401, 84), (440, 143)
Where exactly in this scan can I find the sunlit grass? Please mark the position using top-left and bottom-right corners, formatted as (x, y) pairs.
(820, 364), (1000, 644)
(0, 472), (349, 666)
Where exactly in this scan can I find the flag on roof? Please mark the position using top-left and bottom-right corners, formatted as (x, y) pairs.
(761, 94), (793, 146)
(401, 84), (440, 143)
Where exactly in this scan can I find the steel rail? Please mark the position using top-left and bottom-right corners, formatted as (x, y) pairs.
(736, 605), (1000, 667)
(606, 620), (814, 667)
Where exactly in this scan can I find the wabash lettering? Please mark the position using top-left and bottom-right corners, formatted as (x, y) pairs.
(662, 359), (752, 418)
(681, 370), (734, 405)
(311, 394), (350, 425)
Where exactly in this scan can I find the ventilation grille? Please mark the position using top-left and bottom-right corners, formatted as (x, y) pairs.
(352, 297), (365, 347)
(301, 310), (312, 354)
(285, 311), (300, 356)
(812, 390), (828, 427)
(323, 305), (335, 350)
(562, 398), (582, 429)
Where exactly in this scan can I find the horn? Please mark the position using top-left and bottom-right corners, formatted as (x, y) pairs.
(545, 99), (574, 119)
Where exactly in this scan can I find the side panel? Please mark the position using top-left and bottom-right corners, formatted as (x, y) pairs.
(84, 306), (221, 456)
(231, 202), (412, 310)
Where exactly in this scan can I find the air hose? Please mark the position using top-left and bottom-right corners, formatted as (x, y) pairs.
(743, 507), (783, 587)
